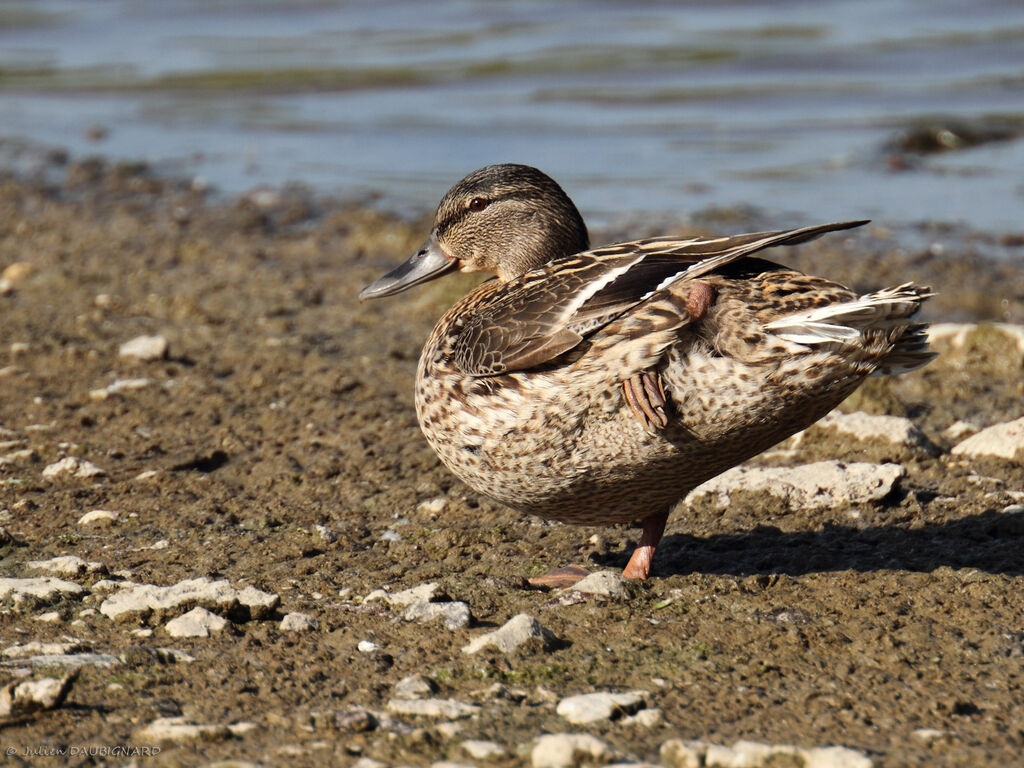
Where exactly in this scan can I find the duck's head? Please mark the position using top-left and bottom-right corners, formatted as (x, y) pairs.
(359, 164), (589, 299)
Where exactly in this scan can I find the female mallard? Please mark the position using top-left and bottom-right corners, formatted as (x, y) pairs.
(361, 164), (934, 581)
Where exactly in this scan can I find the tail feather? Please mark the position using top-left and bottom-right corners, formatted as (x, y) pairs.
(765, 284), (936, 376)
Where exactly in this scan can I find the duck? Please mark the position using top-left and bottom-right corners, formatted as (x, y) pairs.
(360, 164), (934, 581)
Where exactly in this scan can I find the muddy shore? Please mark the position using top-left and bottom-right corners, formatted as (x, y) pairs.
(0, 155), (1022, 767)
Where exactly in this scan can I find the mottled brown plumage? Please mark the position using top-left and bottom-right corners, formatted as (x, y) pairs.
(360, 164), (935, 580)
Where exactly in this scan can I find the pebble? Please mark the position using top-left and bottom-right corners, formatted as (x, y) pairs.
(621, 707), (664, 728)
(417, 496), (448, 517)
(462, 613), (560, 655)
(27, 555), (107, 576)
(393, 674), (438, 699)
(402, 600), (472, 630)
(0, 652), (119, 670)
(912, 728), (946, 744)
(119, 334), (169, 361)
(34, 611), (62, 623)
(77, 509), (120, 526)
(165, 607), (229, 638)
(1004, 504), (1024, 515)
(687, 460), (904, 511)
(357, 640), (382, 653)
(88, 377), (154, 400)
(3, 640), (84, 659)
(556, 690), (647, 724)
(659, 739), (873, 768)
(460, 739), (508, 760)
(569, 571), (627, 599)
(943, 420), (980, 440)
(365, 581), (442, 607)
(42, 456), (107, 480)
(385, 697), (480, 719)
(134, 716), (232, 744)
(0, 673), (75, 718)
(0, 577), (85, 609)
(98, 577), (279, 622)
(951, 417), (1024, 462)
(812, 410), (929, 449)
(531, 733), (610, 768)
(279, 612), (319, 632)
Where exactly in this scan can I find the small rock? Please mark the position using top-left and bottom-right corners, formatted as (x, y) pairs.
(0, 673), (76, 718)
(812, 410), (930, 450)
(461, 739), (508, 760)
(951, 417), (1024, 462)
(365, 581), (442, 607)
(351, 759), (387, 768)
(659, 739), (872, 768)
(357, 640), (381, 653)
(1, 262), (36, 284)
(134, 716), (232, 744)
(34, 611), (62, 623)
(621, 707), (664, 728)
(1003, 504), (1024, 515)
(119, 334), (169, 361)
(334, 707), (378, 733)
(556, 691), (647, 724)
(532, 733), (610, 768)
(98, 577), (278, 622)
(393, 674), (438, 700)
(0, 577), (85, 609)
(802, 745), (874, 768)
(279, 612), (318, 633)
(165, 607), (229, 638)
(403, 601), (472, 630)
(687, 461), (904, 510)
(462, 613), (559, 655)
(42, 457), (106, 480)
(78, 509), (120, 526)
(2, 652), (119, 670)
(3, 640), (84, 659)
(943, 420), (979, 440)
(570, 571), (627, 599)
(912, 728), (946, 744)
(385, 697), (480, 719)
(88, 377), (154, 400)
(27, 555), (107, 576)
(417, 496), (448, 517)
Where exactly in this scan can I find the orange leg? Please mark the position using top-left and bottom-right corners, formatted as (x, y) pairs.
(622, 511), (669, 580)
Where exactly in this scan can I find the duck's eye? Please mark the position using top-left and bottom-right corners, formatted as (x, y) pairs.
(468, 197), (489, 212)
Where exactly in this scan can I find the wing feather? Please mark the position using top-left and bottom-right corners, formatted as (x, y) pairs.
(451, 220), (868, 376)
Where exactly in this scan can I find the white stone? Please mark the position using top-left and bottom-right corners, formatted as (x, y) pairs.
(365, 581), (442, 607)
(461, 739), (507, 760)
(385, 697), (480, 719)
(134, 716), (231, 744)
(417, 496), (448, 516)
(659, 739), (705, 768)
(393, 673), (437, 699)
(3, 640), (84, 658)
(5, 652), (118, 669)
(951, 417), (1024, 462)
(27, 555), (107, 576)
(0, 673), (75, 718)
(556, 691), (647, 724)
(279, 612), (318, 632)
(802, 745), (874, 768)
(687, 461), (905, 510)
(0, 577), (85, 607)
(943, 420), (979, 440)
(89, 377), (153, 400)
(165, 607), (229, 637)
(77, 509), (120, 526)
(98, 577), (279, 622)
(912, 728), (946, 744)
(34, 611), (62, 623)
(119, 334), (169, 361)
(357, 640), (381, 653)
(1004, 504), (1024, 515)
(531, 733), (610, 768)
(402, 600), (472, 630)
(462, 613), (559, 655)
(621, 707), (664, 728)
(813, 410), (928, 448)
(570, 571), (627, 599)
(351, 759), (388, 768)
(42, 456), (106, 480)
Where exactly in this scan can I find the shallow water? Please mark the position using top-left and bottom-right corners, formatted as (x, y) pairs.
(1, 0), (1023, 229)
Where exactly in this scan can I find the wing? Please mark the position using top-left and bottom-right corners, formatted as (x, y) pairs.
(451, 220), (868, 376)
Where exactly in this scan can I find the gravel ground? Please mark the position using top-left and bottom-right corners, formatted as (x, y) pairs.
(0, 156), (1022, 767)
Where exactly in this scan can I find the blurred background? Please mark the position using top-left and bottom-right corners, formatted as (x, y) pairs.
(1, 0), (1023, 231)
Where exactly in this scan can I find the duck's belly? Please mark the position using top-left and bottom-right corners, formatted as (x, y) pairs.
(414, 351), (858, 526)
